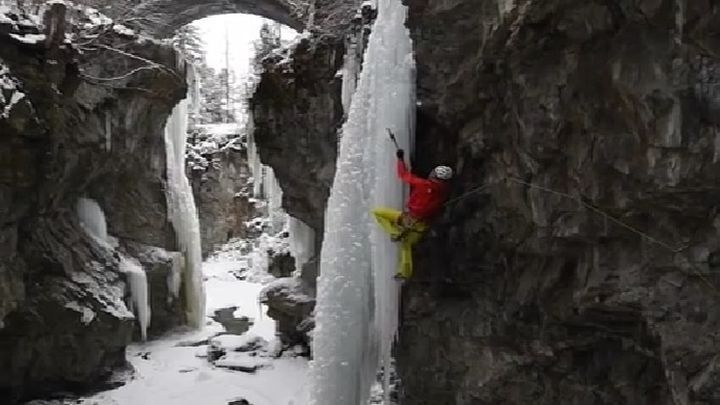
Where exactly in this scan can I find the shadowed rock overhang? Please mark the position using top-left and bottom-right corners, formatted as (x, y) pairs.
(123, 0), (308, 37)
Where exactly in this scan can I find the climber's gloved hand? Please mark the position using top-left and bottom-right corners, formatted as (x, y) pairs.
(396, 149), (405, 159)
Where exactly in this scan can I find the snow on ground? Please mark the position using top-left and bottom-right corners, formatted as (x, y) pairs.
(77, 239), (308, 405)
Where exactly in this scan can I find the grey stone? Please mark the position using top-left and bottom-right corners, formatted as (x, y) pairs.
(268, 251), (295, 278)
(187, 130), (257, 257)
(0, 7), (188, 402)
(395, 0), (720, 404)
(260, 278), (315, 349)
(211, 306), (252, 336)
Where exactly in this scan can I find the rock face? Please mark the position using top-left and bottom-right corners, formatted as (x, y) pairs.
(187, 126), (257, 257)
(250, 35), (343, 233)
(0, 6), (189, 402)
(395, 1), (720, 404)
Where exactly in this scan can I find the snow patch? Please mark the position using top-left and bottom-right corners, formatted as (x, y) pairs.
(78, 237), (309, 404)
(112, 23), (135, 37)
(260, 277), (313, 304)
(65, 301), (96, 325)
(9, 33), (45, 44)
(209, 333), (268, 352)
(2, 90), (24, 118)
(0, 61), (27, 119)
(83, 7), (112, 28)
(215, 353), (270, 372)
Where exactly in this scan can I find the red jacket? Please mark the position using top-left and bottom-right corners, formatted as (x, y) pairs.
(397, 159), (449, 221)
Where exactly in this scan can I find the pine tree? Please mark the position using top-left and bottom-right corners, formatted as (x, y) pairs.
(172, 24), (238, 126)
(173, 25), (205, 65)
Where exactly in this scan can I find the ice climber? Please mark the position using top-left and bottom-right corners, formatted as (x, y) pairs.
(372, 141), (452, 280)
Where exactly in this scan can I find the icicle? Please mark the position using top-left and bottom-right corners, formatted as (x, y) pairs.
(265, 167), (286, 233)
(246, 115), (264, 198)
(76, 197), (108, 243)
(340, 43), (359, 115)
(167, 251), (184, 303)
(187, 63), (201, 114)
(308, 0), (416, 403)
(119, 255), (151, 341)
(164, 84), (206, 328)
(288, 216), (315, 273)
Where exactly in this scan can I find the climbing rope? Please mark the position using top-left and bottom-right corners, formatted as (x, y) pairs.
(443, 176), (720, 294)
(443, 182), (494, 207)
(385, 127), (718, 293)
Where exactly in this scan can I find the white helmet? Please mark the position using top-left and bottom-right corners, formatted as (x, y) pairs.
(431, 165), (453, 180)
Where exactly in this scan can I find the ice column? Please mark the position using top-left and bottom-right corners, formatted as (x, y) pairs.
(308, 0), (416, 403)
(119, 256), (151, 340)
(164, 77), (206, 328)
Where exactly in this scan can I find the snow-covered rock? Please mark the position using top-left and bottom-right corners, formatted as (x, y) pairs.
(215, 354), (270, 373)
(260, 277), (314, 350)
(0, 60), (30, 120)
(187, 123), (257, 256)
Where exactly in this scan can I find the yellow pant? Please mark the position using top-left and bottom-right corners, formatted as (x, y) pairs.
(372, 207), (428, 278)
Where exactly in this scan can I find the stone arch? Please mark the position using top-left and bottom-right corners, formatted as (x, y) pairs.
(125, 0), (308, 37)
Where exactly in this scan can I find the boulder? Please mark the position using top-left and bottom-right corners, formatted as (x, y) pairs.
(260, 277), (315, 349)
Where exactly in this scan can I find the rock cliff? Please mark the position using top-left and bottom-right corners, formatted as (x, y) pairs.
(6, 0), (718, 403)
(396, 1), (720, 404)
(187, 125), (257, 256)
(0, 5), (190, 402)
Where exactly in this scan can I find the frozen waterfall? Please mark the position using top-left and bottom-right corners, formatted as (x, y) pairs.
(308, 0), (416, 403)
(119, 256), (151, 341)
(76, 197), (109, 244)
(164, 84), (206, 328)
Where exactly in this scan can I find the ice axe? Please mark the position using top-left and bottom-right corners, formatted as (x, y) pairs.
(386, 128), (400, 150)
